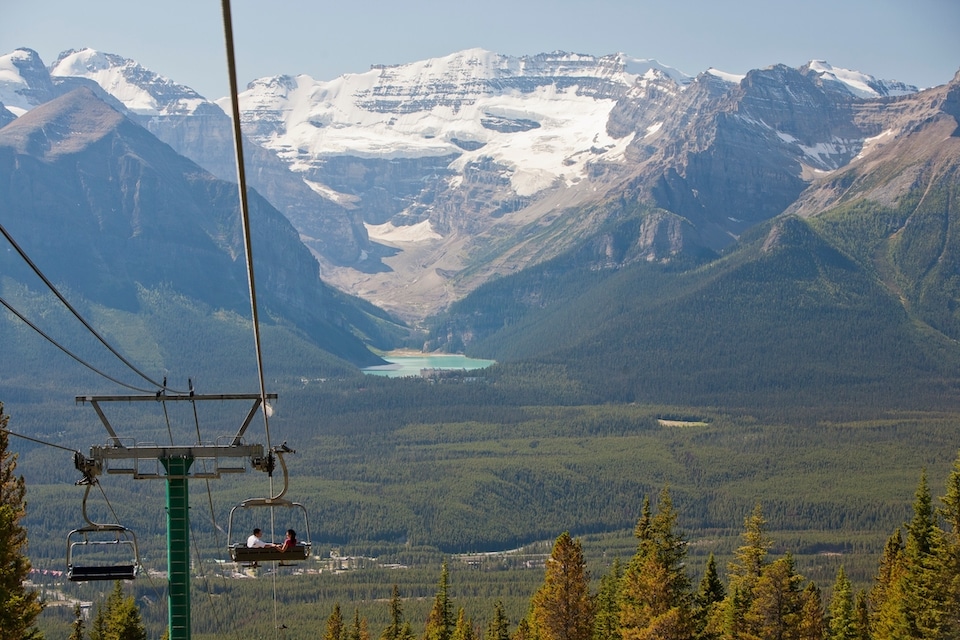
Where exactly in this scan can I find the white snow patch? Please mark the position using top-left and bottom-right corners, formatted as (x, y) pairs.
(706, 68), (744, 84)
(304, 179), (360, 206)
(855, 129), (896, 159)
(777, 130), (862, 170)
(645, 122), (663, 137)
(366, 219), (442, 243)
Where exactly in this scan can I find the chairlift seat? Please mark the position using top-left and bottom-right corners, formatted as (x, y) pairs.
(68, 564), (137, 582)
(229, 543), (310, 564)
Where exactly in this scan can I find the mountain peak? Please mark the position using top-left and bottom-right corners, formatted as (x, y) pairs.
(0, 86), (125, 158)
(802, 60), (918, 98)
(0, 47), (56, 115)
(50, 47), (209, 115)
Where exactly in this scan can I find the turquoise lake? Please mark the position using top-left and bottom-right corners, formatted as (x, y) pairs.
(362, 354), (496, 378)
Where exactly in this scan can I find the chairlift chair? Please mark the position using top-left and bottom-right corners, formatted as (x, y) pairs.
(227, 497), (312, 564)
(67, 524), (140, 581)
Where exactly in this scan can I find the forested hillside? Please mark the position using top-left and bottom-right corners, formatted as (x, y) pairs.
(429, 214), (960, 412)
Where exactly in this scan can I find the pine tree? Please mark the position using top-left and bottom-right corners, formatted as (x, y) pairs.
(68, 603), (85, 640)
(110, 596), (147, 640)
(729, 504), (772, 593)
(828, 566), (855, 640)
(351, 609), (372, 640)
(938, 451), (960, 637)
(869, 529), (906, 639)
(101, 580), (146, 640)
(0, 404), (43, 640)
(512, 619), (533, 640)
(530, 532), (593, 640)
(453, 608), (476, 640)
(742, 554), (804, 640)
(351, 608), (364, 640)
(852, 591), (870, 640)
(901, 470), (947, 638)
(797, 582), (825, 640)
(327, 602), (346, 640)
(424, 561), (454, 640)
(619, 488), (693, 640)
(89, 601), (109, 640)
(592, 558), (622, 640)
(711, 504), (772, 639)
(486, 601), (511, 640)
(693, 554), (725, 640)
(382, 585), (415, 640)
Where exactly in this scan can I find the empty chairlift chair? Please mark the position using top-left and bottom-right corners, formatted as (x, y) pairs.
(67, 524), (140, 581)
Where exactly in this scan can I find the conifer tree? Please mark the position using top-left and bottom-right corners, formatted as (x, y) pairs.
(852, 591), (869, 640)
(351, 609), (363, 640)
(424, 561), (454, 640)
(729, 504), (772, 593)
(327, 602), (346, 640)
(87, 581), (145, 640)
(0, 405), (43, 640)
(828, 566), (855, 640)
(351, 608), (371, 640)
(869, 529), (906, 639)
(711, 504), (771, 639)
(619, 488), (693, 640)
(453, 608), (476, 640)
(530, 532), (593, 640)
(110, 595), (147, 640)
(938, 451), (960, 636)
(382, 585), (415, 640)
(592, 558), (622, 640)
(797, 582), (825, 640)
(693, 553), (725, 640)
(68, 603), (84, 640)
(486, 601), (511, 640)
(89, 601), (109, 640)
(901, 470), (947, 638)
(512, 618), (533, 640)
(717, 587), (747, 640)
(742, 554), (803, 640)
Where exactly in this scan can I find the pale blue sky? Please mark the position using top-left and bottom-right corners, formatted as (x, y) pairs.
(4, 0), (959, 100)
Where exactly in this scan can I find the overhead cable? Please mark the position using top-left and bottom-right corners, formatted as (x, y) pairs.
(0, 295), (156, 394)
(0, 222), (188, 394)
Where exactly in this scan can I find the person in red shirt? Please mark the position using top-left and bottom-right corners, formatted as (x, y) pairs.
(279, 529), (298, 552)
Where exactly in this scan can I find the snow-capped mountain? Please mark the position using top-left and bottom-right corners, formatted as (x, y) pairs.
(803, 60), (917, 98)
(50, 48), (209, 115)
(1, 45), (938, 322)
(41, 47), (372, 266)
(0, 48), (58, 115)
(227, 49), (688, 198)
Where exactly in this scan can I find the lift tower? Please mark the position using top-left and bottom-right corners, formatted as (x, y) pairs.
(76, 392), (276, 640)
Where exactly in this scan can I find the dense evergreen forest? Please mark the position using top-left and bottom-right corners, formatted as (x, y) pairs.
(5, 369), (960, 639)
(27, 457), (960, 640)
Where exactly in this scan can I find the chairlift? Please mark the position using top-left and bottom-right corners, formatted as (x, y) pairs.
(227, 497), (312, 564)
(66, 459), (141, 581)
(226, 446), (311, 564)
(67, 524), (141, 581)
